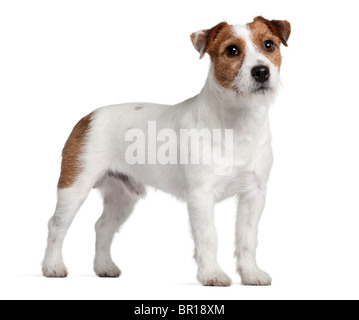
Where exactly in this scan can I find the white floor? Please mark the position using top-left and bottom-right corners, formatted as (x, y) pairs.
(3, 273), (356, 300)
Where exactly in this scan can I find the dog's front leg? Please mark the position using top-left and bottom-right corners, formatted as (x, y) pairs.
(187, 190), (231, 287)
(235, 190), (272, 285)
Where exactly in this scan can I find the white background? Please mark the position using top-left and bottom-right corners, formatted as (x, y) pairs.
(1, 0), (359, 300)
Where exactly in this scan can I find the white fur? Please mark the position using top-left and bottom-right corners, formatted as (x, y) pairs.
(43, 23), (281, 286)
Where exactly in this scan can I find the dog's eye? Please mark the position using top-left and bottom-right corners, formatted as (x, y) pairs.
(263, 40), (275, 52)
(226, 45), (239, 57)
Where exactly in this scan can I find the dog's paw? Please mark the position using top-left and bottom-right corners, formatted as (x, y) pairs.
(198, 269), (232, 287)
(42, 263), (68, 278)
(239, 267), (272, 286)
(94, 260), (121, 278)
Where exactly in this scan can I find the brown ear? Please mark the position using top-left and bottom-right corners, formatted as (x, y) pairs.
(190, 22), (229, 59)
(254, 16), (291, 46)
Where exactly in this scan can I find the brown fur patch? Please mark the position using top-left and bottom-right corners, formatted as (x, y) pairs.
(254, 17), (291, 47)
(201, 22), (229, 58)
(248, 17), (291, 69)
(134, 106), (143, 110)
(248, 18), (283, 68)
(199, 23), (246, 90)
(57, 112), (93, 189)
(191, 22), (229, 59)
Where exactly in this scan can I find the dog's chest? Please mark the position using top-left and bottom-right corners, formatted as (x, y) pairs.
(212, 123), (272, 201)
(212, 166), (260, 201)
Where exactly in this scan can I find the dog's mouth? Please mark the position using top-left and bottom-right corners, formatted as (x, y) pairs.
(232, 80), (276, 96)
(253, 84), (270, 93)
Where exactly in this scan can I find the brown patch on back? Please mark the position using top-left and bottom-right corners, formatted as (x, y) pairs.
(248, 17), (291, 69)
(57, 112), (93, 189)
(134, 106), (143, 110)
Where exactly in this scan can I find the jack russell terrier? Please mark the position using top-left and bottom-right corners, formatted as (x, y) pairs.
(43, 16), (291, 286)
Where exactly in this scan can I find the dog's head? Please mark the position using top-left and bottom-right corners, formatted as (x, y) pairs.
(191, 17), (291, 97)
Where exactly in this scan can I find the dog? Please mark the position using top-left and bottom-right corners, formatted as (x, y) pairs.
(42, 16), (290, 286)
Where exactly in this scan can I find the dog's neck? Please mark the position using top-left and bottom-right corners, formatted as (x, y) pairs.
(194, 67), (273, 132)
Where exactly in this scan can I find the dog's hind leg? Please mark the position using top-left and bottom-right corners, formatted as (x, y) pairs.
(42, 179), (95, 278)
(94, 173), (145, 278)
(43, 112), (103, 277)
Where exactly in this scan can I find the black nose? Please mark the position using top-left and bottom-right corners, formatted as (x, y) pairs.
(251, 65), (270, 83)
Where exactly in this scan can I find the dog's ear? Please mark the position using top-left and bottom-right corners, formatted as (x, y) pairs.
(191, 22), (229, 59)
(254, 16), (291, 47)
